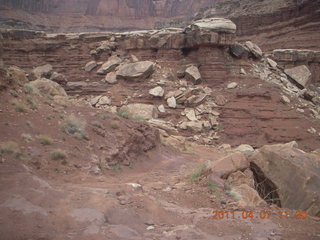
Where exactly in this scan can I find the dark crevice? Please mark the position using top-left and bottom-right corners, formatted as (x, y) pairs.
(250, 162), (281, 207)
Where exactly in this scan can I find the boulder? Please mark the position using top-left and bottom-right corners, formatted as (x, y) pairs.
(284, 65), (312, 88)
(230, 184), (266, 207)
(7, 66), (28, 84)
(157, 105), (165, 113)
(185, 108), (197, 121)
(184, 65), (201, 84)
(244, 41), (263, 59)
(226, 171), (255, 188)
(167, 96), (177, 108)
(210, 152), (249, 179)
(229, 44), (246, 58)
(116, 61), (155, 81)
(50, 72), (67, 85)
(149, 86), (164, 97)
(97, 56), (122, 75)
(250, 143), (320, 216)
(84, 61), (98, 72)
(32, 64), (53, 79)
(120, 104), (158, 120)
(105, 72), (117, 84)
(234, 144), (255, 156)
(29, 78), (67, 96)
(191, 18), (237, 34)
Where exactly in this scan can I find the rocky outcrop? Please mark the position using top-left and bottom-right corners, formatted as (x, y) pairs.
(250, 142), (320, 216)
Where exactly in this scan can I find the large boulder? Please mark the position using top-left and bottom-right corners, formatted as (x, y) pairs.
(28, 78), (67, 96)
(210, 152), (249, 179)
(50, 72), (67, 86)
(284, 65), (312, 88)
(191, 18), (237, 34)
(250, 142), (320, 216)
(244, 41), (263, 59)
(116, 61), (155, 81)
(97, 56), (122, 75)
(32, 64), (53, 79)
(119, 104), (158, 120)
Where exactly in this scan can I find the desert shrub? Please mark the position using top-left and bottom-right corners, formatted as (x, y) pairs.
(64, 114), (88, 139)
(12, 100), (26, 112)
(117, 109), (131, 119)
(38, 135), (53, 145)
(27, 96), (37, 110)
(0, 141), (21, 158)
(110, 121), (119, 129)
(189, 163), (207, 183)
(9, 90), (18, 97)
(49, 149), (67, 161)
(21, 133), (33, 143)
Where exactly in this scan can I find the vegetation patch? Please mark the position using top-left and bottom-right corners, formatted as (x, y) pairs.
(117, 109), (131, 119)
(189, 163), (207, 183)
(0, 141), (21, 158)
(64, 114), (88, 139)
(110, 121), (120, 129)
(49, 149), (67, 161)
(38, 135), (53, 145)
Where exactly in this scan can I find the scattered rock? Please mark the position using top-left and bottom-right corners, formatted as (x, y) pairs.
(227, 82), (238, 89)
(32, 64), (53, 79)
(284, 65), (312, 88)
(158, 105), (165, 113)
(84, 61), (97, 72)
(105, 72), (117, 84)
(97, 56), (122, 75)
(116, 61), (155, 81)
(29, 78), (67, 96)
(185, 94), (207, 107)
(167, 96), (177, 108)
(149, 86), (164, 97)
(146, 226), (155, 231)
(179, 121), (204, 133)
(267, 58), (277, 69)
(214, 95), (227, 106)
(184, 65), (201, 84)
(245, 41), (263, 59)
(240, 68), (246, 75)
(185, 108), (197, 121)
(281, 95), (291, 104)
(307, 127), (317, 135)
(120, 104), (158, 120)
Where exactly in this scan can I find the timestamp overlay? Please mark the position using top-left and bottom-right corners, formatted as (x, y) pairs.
(210, 210), (308, 220)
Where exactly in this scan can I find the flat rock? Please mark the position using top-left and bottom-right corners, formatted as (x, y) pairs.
(227, 82), (238, 89)
(97, 56), (122, 75)
(84, 61), (97, 72)
(284, 65), (311, 88)
(120, 103), (158, 120)
(116, 61), (155, 81)
(192, 18), (237, 34)
(105, 72), (117, 84)
(149, 86), (164, 97)
(245, 41), (263, 59)
(229, 44), (246, 58)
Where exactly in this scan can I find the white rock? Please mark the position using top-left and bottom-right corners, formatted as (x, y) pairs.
(146, 226), (155, 231)
(167, 96), (177, 108)
(267, 58), (277, 69)
(158, 105), (166, 113)
(149, 86), (164, 97)
(185, 108), (197, 121)
(281, 95), (290, 104)
(84, 61), (97, 72)
(240, 68), (246, 75)
(227, 82), (238, 89)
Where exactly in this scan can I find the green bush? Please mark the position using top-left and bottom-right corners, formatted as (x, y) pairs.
(49, 149), (67, 161)
(64, 114), (88, 139)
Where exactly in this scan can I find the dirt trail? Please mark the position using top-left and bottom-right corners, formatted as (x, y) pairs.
(1, 143), (319, 240)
